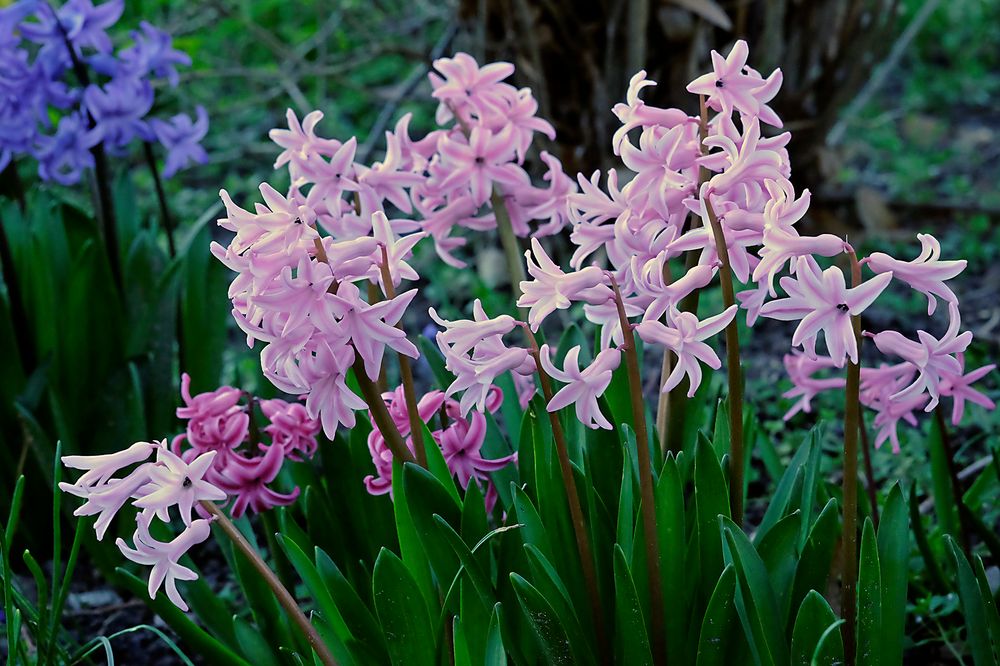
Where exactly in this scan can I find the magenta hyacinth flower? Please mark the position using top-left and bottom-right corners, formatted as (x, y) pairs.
(759, 256), (892, 367)
(539, 345), (621, 429)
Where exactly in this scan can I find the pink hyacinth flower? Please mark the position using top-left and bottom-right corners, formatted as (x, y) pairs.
(759, 256), (892, 367)
(437, 411), (517, 490)
(260, 398), (322, 461)
(116, 515), (212, 611)
(61, 440), (157, 488)
(518, 238), (612, 331)
(686, 40), (767, 117)
(133, 448), (227, 525)
(781, 352), (847, 420)
(938, 358), (996, 425)
(436, 126), (527, 205)
(868, 304), (973, 410)
(635, 305), (738, 397)
(539, 344), (621, 430)
(864, 234), (966, 315)
(430, 299), (518, 357)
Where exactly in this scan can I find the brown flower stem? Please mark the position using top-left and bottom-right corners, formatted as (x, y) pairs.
(200, 501), (337, 666)
(353, 354), (415, 465)
(934, 406), (972, 557)
(702, 196), (745, 526)
(520, 326), (608, 664)
(608, 276), (665, 666)
(841, 250), (864, 666)
(655, 262), (674, 453)
(378, 247), (427, 468)
(57, 26), (124, 298)
(858, 415), (880, 529)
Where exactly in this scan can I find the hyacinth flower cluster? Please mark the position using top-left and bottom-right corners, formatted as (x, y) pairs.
(59, 374), (319, 611)
(0, 0), (207, 184)
(364, 381), (517, 512)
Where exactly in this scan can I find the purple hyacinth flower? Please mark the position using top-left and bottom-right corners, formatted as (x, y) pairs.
(119, 21), (192, 86)
(0, 0), (39, 48)
(20, 0), (123, 53)
(34, 112), (97, 185)
(83, 76), (154, 150)
(150, 106), (209, 178)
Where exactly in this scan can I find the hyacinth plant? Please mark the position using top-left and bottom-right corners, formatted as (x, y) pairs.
(53, 43), (1000, 666)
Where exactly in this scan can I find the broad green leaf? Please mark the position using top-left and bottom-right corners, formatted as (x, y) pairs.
(613, 545), (653, 666)
(509, 573), (574, 664)
(756, 510), (802, 625)
(876, 484), (908, 666)
(721, 518), (788, 666)
(656, 453), (686, 659)
(696, 439), (730, 599)
(947, 537), (997, 666)
(523, 545), (596, 666)
(485, 603), (505, 666)
(788, 498), (840, 631)
(314, 549), (389, 664)
(116, 570), (251, 666)
(372, 548), (436, 666)
(233, 615), (282, 666)
(790, 591), (843, 666)
(908, 484), (947, 592)
(927, 417), (958, 537)
(695, 565), (744, 666)
(857, 518), (881, 666)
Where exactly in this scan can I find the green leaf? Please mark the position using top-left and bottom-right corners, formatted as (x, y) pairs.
(972, 555), (1000, 659)
(656, 453), (686, 659)
(790, 591), (843, 666)
(314, 549), (389, 664)
(756, 426), (819, 544)
(756, 510), (802, 626)
(522, 545), (596, 666)
(946, 537), (997, 666)
(233, 615), (282, 666)
(927, 417), (958, 538)
(695, 565), (743, 666)
(276, 534), (354, 665)
(509, 573), (574, 664)
(372, 548), (436, 666)
(613, 545), (653, 666)
(696, 439), (730, 599)
(116, 570), (251, 666)
(401, 462), (462, 595)
(721, 517), (788, 666)
(876, 484), (908, 666)
(484, 604), (506, 666)
(908, 483), (947, 592)
(788, 498), (840, 631)
(857, 517), (881, 666)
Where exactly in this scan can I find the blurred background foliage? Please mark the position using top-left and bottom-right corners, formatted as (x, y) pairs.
(0, 0), (997, 661)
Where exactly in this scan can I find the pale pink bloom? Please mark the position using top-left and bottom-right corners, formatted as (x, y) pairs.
(780, 352), (846, 420)
(568, 169), (626, 228)
(260, 399), (321, 461)
(430, 52), (514, 119)
(218, 184), (317, 255)
(251, 255), (336, 337)
(759, 256), (892, 366)
(518, 238), (612, 331)
(436, 126), (527, 205)
(539, 344), (621, 429)
(744, 66), (784, 127)
(524, 152), (578, 236)
(269, 109), (341, 176)
(633, 260), (716, 322)
(445, 337), (535, 416)
(329, 282), (418, 380)
(754, 226), (847, 296)
(133, 449), (226, 525)
(584, 293), (645, 350)
(303, 136), (360, 205)
(216, 444), (300, 518)
(355, 131), (424, 212)
(619, 124), (696, 215)
(319, 236), (381, 281)
(635, 305), (738, 396)
(116, 516), (212, 611)
(499, 86), (556, 162)
(871, 392), (929, 453)
(736, 280), (769, 326)
(612, 71), (691, 153)
(938, 358), (996, 425)
(302, 340), (367, 438)
(513, 370), (537, 409)
(686, 40), (767, 117)
(864, 234), (966, 315)
(60, 467), (153, 540)
(370, 211), (426, 289)
(868, 304), (973, 409)
(61, 440), (157, 488)
(430, 299), (518, 356)
(702, 120), (784, 196)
